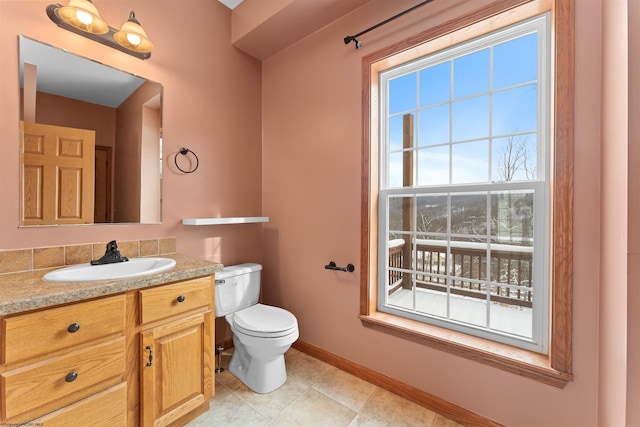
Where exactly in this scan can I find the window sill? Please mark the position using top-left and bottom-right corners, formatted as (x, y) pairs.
(359, 311), (572, 388)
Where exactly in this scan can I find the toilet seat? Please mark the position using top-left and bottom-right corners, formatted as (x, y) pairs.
(232, 304), (297, 338)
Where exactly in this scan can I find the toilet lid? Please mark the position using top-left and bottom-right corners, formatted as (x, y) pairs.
(232, 304), (297, 338)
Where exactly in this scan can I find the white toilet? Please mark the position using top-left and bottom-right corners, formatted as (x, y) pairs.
(214, 263), (299, 393)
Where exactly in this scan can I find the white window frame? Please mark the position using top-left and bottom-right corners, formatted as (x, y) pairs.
(376, 16), (551, 353)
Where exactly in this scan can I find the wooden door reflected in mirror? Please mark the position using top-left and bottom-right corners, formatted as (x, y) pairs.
(20, 121), (95, 226)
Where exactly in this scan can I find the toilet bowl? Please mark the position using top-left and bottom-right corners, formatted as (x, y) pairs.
(226, 304), (299, 393)
(215, 264), (299, 393)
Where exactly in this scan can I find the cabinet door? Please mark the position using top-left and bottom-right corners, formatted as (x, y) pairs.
(140, 311), (213, 427)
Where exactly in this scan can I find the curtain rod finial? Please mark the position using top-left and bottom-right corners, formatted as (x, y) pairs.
(343, 35), (362, 49)
(343, 0), (434, 51)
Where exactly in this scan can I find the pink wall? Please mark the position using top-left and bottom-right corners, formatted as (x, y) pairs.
(261, 0), (603, 425)
(0, 0), (264, 267)
(231, 0), (369, 59)
(33, 92), (117, 150)
(627, 0), (640, 422)
(231, 0), (293, 42)
(114, 81), (158, 222)
(599, 0), (627, 424)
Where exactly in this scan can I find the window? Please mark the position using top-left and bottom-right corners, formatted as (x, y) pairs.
(379, 16), (549, 353)
(361, 0), (573, 387)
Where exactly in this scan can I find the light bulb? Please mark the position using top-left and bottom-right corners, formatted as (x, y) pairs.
(75, 9), (93, 25)
(126, 33), (141, 46)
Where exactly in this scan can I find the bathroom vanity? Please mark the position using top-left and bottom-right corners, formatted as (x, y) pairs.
(0, 253), (221, 427)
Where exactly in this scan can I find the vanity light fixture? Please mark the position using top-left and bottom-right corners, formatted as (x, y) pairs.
(46, 0), (154, 59)
(113, 12), (154, 54)
(55, 0), (109, 35)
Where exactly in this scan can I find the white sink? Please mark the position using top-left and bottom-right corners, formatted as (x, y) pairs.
(43, 257), (177, 282)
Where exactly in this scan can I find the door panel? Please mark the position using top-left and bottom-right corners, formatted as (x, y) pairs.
(20, 121), (95, 225)
(140, 312), (212, 427)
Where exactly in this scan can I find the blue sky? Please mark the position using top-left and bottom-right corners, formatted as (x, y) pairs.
(386, 32), (540, 187)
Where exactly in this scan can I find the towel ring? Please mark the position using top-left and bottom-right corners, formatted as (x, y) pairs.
(174, 148), (199, 174)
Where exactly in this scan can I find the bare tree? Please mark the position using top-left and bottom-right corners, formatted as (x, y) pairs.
(496, 134), (535, 181)
(522, 139), (536, 180)
(494, 133), (535, 244)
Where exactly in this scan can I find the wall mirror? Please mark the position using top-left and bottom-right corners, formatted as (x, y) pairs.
(19, 35), (162, 226)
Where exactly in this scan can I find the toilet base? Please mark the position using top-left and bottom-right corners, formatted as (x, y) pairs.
(228, 335), (288, 394)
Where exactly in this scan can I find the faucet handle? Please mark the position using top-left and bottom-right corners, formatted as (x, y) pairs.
(106, 240), (118, 252)
(90, 240), (128, 265)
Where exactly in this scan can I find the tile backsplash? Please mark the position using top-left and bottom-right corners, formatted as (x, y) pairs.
(0, 238), (176, 275)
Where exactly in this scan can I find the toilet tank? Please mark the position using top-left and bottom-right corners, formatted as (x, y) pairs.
(214, 263), (262, 317)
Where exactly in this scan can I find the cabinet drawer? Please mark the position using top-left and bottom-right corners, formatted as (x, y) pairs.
(2, 295), (126, 365)
(1, 337), (126, 422)
(140, 277), (212, 324)
(30, 382), (127, 427)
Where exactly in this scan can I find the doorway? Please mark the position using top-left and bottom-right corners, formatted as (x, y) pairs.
(94, 145), (112, 223)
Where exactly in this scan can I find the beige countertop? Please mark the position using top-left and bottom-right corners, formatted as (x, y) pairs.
(0, 253), (222, 316)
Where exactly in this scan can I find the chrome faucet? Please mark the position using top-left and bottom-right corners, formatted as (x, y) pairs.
(90, 240), (129, 265)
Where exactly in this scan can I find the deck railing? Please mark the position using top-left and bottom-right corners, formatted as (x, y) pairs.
(388, 239), (533, 308)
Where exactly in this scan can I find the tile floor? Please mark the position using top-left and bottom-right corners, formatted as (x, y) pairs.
(186, 348), (463, 427)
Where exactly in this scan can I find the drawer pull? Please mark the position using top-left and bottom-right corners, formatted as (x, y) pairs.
(146, 345), (153, 367)
(177, 295), (186, 303)
(67, 323), (81, 333)
(65, 372), (78, 383)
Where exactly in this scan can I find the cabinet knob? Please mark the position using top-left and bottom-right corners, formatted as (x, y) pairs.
(177, 295), (186, 303)
(67, 323), (81, 333)
(65, 372), (78, 383)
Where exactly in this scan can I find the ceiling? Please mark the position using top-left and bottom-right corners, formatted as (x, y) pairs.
(218, 0), (243, 9)
(229, 0), (372, 59)
(20, 36), (145, 108)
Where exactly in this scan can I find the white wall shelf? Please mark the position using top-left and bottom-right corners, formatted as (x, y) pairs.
(182, 216), (269, 225)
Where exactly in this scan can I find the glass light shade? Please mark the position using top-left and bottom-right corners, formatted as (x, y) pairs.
(114, 13), (154, 53)
(58, 0), (109, 35)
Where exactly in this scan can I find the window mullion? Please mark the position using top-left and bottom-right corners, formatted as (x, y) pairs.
(485, 192), (492, 330)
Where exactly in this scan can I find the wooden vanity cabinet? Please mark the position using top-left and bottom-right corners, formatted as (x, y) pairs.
(0, 295), (127, 426)
(138, 276), (215, 427)
(0, 275), (215, 427)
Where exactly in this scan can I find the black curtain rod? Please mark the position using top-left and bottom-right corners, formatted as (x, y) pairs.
(344, 0), (435, 49)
